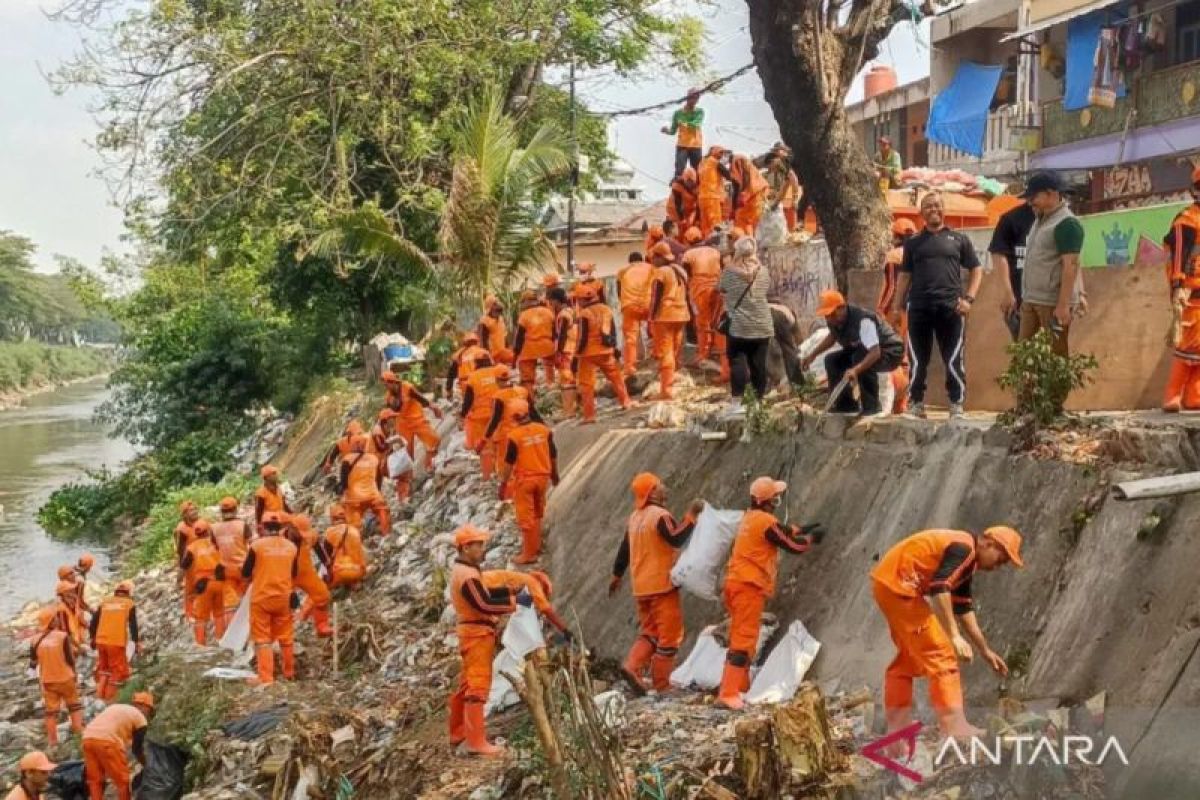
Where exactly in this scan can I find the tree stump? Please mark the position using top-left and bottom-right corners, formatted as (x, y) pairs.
(735, 716), (782, 799)
(773, 682), (846, 783)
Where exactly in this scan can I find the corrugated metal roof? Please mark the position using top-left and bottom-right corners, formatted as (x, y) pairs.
(1000, 0), (1123, 41)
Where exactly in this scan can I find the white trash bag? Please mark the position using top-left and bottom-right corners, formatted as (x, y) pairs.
(485, 606), (546, 716)
(746, 620), (821, 705)
(670, 505), (744, 601)
(669, 626), (726, 690)
(756, 205), (788, 250)
(387, 446), (414, 478)
(219, 589), (252, 652)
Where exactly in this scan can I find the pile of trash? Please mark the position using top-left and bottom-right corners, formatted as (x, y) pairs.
(897, 167), (1007, 198)
(228, 409), (293, 473)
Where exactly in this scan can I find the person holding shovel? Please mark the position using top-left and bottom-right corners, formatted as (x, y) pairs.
(801, 290), (905, 417)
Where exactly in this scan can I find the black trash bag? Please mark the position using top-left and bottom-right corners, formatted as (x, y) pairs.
(220, 704), (289, 741)
(48, 759), (87, 800)
(133, 741), (188, 800)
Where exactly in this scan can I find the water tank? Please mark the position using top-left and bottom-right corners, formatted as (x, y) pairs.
(864, 65), (898, 100)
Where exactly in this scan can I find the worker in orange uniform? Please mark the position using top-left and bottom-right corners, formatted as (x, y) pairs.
(872, 527), (1023, 739)
(30, 608), (82, 746)
(648, 242), (692, 399)
(1163, 168), (1200, 411)
(81, 692), (153, 800)
(575, 284), (634, 421)
(212, 497), (251, 600)
(616, 253), (654, 376)
(89, 581), (139, 703)
(541, 272), (563, 297)
(445, 332), (490, 399)
(499, 399), (558, 564)
(513, 290), (557, 392)
(478, 295), (512, 364)
(339, 435), (390, 536)
(447, 525), (519, 755)
(320, 505), (367, 589)
(697, 146), (731, 237)
(75, 552), (95, 601)
(547, 286), (578, 417)
(681, 228), (725, 368)
(173, 501), (202, 619)
(481, 569), (571, 638)
(181, 522), (235, 644)
(484, 366), (536, 473)
(666, 168), (699, 232)
(322, 419), (364, 473)
(6, 751), (57, 800)
(608, 473), (703, 694)
(717, 477), (825, 710)
(242, 512), (299, 685)
(730, 153), (770, 235)
(644, 224), (665, 256)
(661, 220), (689, 262)
(254, 465), (291, 533)
(390, 365), (443, 475)
(53, 581), (84, 648)
(461, 361), (506, 480)
(878, 218), (916, 413)
(285, 514), (333, 637)
(575, 261), (607, 302)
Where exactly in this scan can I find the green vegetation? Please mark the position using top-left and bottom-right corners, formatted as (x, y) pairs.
(129, 473), (257, 570)
(0, 341), (111, 393)
(998, 330), (1098, 426)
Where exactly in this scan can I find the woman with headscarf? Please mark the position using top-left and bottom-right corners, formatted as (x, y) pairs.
(718, 237), (773, 413)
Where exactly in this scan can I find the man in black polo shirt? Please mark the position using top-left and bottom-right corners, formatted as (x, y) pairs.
(891, 193), (982, 419)
(989, 200), (1036, 340)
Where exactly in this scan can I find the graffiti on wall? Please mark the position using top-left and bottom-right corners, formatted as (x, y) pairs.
(763, 241), (837, 332)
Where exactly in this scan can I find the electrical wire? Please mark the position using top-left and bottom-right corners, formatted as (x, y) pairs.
(595, 62), (757, 118)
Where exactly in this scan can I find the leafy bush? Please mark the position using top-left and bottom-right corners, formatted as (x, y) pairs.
(0, 342), (111, 391)
(997, 330), (1098, 426)
(37, 478), (119, 539)
(128, 473), (256, 571)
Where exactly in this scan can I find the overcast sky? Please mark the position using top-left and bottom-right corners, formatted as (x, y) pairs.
(1, 0), (928, 271)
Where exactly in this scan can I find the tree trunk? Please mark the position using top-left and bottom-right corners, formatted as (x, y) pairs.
(734, 716), (782, 799)
(746, 0), (894, 290)
(773, 683), (847, 782)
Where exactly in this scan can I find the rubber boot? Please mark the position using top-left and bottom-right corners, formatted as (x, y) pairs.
(69, 707), (84, 736)
(480, 446), (495, 480)
(739, 666), (751, 692)
(561, 388), (577, 419)
(193, 622), (207, 646)
(254, 644), (275, 686)
(44, 714), (58, 746)
(280, 643), (296, 680)
(311, 605), (334, 637)
(621, 637), (654, 694)
(463, 702), (503, 756)
(614, 376), (632, 409)
(448, 690), (466, 745)
(95, 674), (109, 703)
(1164, 359), (1189, 412)
(659, 365), (675, 400)
(716, 664), (747, 710)
(580, 385), (597, 422)
(213, 609), (228, 640)
(513, 518), (541, 565)
(649, 654), (675, 693)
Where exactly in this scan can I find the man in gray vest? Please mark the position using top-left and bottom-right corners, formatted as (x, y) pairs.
(1018, 171), (1087, 356)
(801, 290), (905, 416)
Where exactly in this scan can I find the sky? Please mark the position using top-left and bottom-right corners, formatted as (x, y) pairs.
(0, 0), (929, 270)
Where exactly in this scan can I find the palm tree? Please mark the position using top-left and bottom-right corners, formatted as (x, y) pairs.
(439, 87), (570, 303)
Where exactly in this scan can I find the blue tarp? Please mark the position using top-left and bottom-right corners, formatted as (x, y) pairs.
(1064, 11), (1127, 110)
(926, 62), (1003, 158)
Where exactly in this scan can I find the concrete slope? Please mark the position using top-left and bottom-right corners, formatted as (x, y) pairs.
(543, 415), (1200, 796)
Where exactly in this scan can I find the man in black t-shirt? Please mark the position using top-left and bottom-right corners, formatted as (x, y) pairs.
(890, 193), (982, 418)
(988, 201), (1036, 340)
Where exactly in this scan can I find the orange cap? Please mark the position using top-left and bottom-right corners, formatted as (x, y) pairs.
(573, 282), (599, 302)
(815, 290), (847, 318)
(219, 496), (238, 512)
(649, 242), (675, 262)
(577, 262), (596, 276)
(261, 465), (279, 479)
(57, 565), (75, 580)
(179, 500), (197, 515)
(529, 571), (553, 599)
(78, 553), (95, 569)
(454, 524), (491, 549)
(749, 476), (788, 502)
(683, 227), (703, 244)
(983, 526), (1025, 568)
(261, 511), (285, 527)
(508, 398), (530, 419)
(542, 273), (563, 288)
(381, 371), (401, 385)
(19, 751), (57, 773)
(132, 691), (155, 710)
(329, 504), (346, 522)
(891, 218), (917, 236)
(646, 225), (664, 243)
(115, 580), (134, 595)
(55, 580), (76, 597)
(193, 519), (212, 535)
(36, 606), (57, 631)
(461, 331), (481, 345)
(630, 472), (661, 509)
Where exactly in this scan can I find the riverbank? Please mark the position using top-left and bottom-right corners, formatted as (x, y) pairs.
(0, 342), (114, 410)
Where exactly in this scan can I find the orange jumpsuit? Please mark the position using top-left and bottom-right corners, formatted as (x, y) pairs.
(502, 421), (557, 564)
(341, 450), (390, 535)
(182, 537), (235, 644)
(394, 381), (440, 471)
(461, 365), (504, 479)
(554, 305), (578, 389)
(244, 534), (298, 684)
(33, 629), (82, 745)
(723, 510), (814, 678)
(254, 485), (289, 533)
(447, 343), (491, 397)
(576, 300), (633, 420)
(666, 172), (699, 231)
(479, 314), (511, 364)
(617, 261), (654, 375)
(871, 529), (978, 731)
(697, 152), (729, 237)
(447, 560), (516, 744)
(292, 519), (333, 637)
(730, 155), (770, 234)
(90, 594), (137, 702)
(613, 503), (697, 690)
(174, 519), (201, 619)
(650, 263), (691, 398)
(82, 704), (147, 800)
(1165, 204), (1200, 410)
(212, 517), (251, 599)
(324, 522), (367, 588)
(514, 304), (557, 390)
(682, 245), (725, 364)
(322, 422), (364, 472)
(485, 386), (533, 472)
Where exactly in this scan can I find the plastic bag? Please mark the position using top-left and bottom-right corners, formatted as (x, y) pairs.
(133, 741), (188, 800)
(756, 205), (788, 249)
(669, 626), (726, 690)
(484, 649), (525, 716)
(486, 606), (546, 716)
(670, 505), (744, 600)
(387, 447), (414, 477)
(49, 760), (87, 800)
(221, 705), (288, 741)
(745, 620), (821, 705)
(799, 330), (840, 385)
(219, 589), (252, 652)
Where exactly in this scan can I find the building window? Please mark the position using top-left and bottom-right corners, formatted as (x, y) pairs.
(1180, 0), (1200, 63)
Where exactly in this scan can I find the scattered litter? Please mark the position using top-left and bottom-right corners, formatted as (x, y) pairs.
(330, 724), (356, 749)
(221, 706), (289, 741)
(219, 589), (252, 652)
(201, 667), (257, 681)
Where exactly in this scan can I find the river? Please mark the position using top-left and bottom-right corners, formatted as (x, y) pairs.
(0, 378), (135, 618)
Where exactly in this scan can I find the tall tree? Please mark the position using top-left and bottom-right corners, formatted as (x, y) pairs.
(746, 0), (908, 287)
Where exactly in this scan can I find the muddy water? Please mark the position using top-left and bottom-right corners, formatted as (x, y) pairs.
(0, 378), (135, 618)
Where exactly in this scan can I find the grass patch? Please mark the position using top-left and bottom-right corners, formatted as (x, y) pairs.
(128, 473), (257, 570)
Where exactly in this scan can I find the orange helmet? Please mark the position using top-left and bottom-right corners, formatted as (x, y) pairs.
(219, 496), (239, 512)
(454, 524), (491, 549)
(78, 553), (95, 569)
(891, 218), (918, 237)
(646, 225), (664, 243)
(683, 227), (703, 244)
(542, 273), (563, 288)
(179, 500), (197, 516)
(630, 472), (661, 509)
(983, 526), (1025, 568)
(57, 565), (75, 581)
(749, 476), (787, 502)
(115, 580), (134, 595)
(577, 262), (597, 276)
(18, 752), (57, 773)
(649, 241), (675, 263)
(260, 464), (279, 479)
(132, 691), (155, 710)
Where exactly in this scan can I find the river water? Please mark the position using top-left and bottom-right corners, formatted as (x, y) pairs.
(0, 378), (135, 618)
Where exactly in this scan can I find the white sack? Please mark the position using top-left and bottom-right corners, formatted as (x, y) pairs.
(486, 605), (546, 716)
(387, 447), (414, 477)
(219, 589), (252, 652)
(746, 620), (821, 705)
(670, 505), (744, 601)
(756, 206), (788, 249)
(669, 626), (726, 690)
